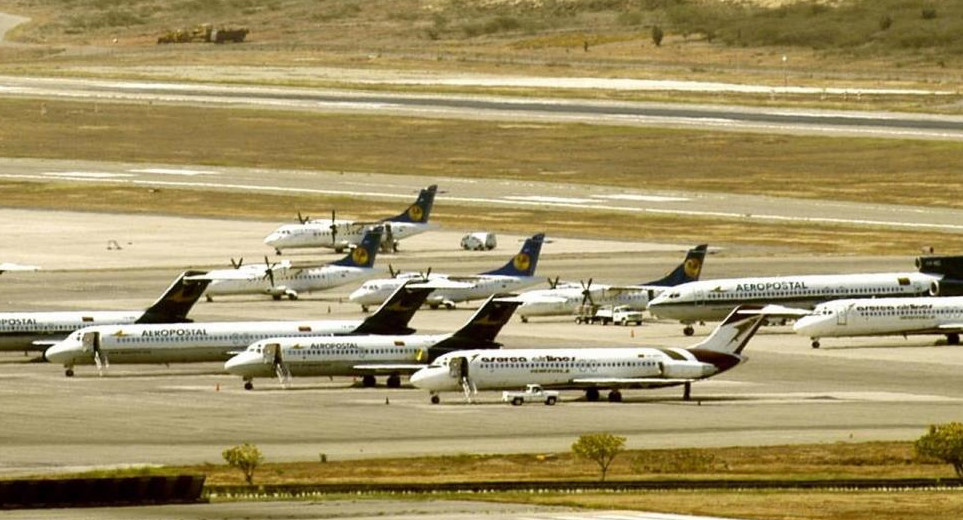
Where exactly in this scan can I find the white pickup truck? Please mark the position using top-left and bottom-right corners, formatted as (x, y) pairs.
(502, 384), (559, 406)
(576, 305), (644, 326)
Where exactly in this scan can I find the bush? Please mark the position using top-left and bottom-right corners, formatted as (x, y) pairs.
(632, 449), (723, 474)
(916, 423), (963, 477)
(572, 433), (626, 481)
(651, 24), (664, 46)
(222, 443), (264, 485)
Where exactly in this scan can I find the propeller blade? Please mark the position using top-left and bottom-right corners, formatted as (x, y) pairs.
(230, 257), (244, 269)
(297, 211), (308, 224)
(388, 264), (397, 278)
(263, 256), (276, 287)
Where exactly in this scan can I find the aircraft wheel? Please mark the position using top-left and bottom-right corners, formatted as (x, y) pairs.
(683, 325), (695, 336)
(430, 394), (440, 405)
(520, 316), (528, 323)
(429, 304), (440, 310)
(65, 368), (74, 377)
(288, 294), (298, 301)
(386, 374), (401, 388)
(362, 375), (377, 387)
(585, 388), (600, 402)
(275, 249), (282, 256)
(205, 295), (213, 303)
(948, 333), (960, 346)
(811, 340), (820, 349)
(272, 295), (282, 301)
(607, 390), (623, 403)
(361, 305), (369, 313)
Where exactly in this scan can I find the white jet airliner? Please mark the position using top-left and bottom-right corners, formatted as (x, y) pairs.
(648, 271), (942, 336)
(515, 244), (708, 322)
(192, 227), (383, 301)
(224, 294), (522, 390)
(794, 296), (963, 348)
(0, 271), (209, 352)
(410, 305), (775, 404)
(264, 185), (437, 254)
(43, 282), (435, 377)
(349, 233), (546, 310)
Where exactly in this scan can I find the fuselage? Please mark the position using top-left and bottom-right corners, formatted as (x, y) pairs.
(793, 296), (963, 339)
(648, 272), (936, 323)
(516, 285), (657, 319)
(206, 266), (376, 297)
(409, 347), (738, 392)
(44, 319), (364, 368)
(350, 274), (540, 308)
(264, 221), (427, 252)
(224, 334), (448, 379)
(0, 311), (142, 351)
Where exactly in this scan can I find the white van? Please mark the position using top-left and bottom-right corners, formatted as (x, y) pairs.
(460, 232), (497, 251)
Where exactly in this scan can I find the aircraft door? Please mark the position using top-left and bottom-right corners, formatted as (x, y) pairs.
(837, 305), (851, 326)
(448, 357), (463, 379)
(262, 343), (280, 365)
(81, 331), (99, 353)
(694, 289), (705, 306)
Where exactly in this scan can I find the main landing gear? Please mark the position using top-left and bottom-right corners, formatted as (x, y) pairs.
(386, 374), (401, 388)
(947, 333), (960, 346)
(607, 390), (622, 403)
(65, 367), (74, 377)
(585, 388), (600, 402)
(362, 375), (377, 387)
(430, 393), (440, 404)
(811, 339), (820, 349)
(244, 379), (254, 391)
(683, 325), (695, 336)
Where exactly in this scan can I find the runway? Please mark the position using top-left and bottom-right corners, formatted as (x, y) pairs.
(2, 75), (963, 141)
(1, 209), (962, 479)
(4, 157), (963, 236)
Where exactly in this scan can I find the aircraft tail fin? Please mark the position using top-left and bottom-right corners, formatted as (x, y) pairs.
(352, 281), (434, 335)
(643, 244), (708, 286)
(136, 271), (211, 324)
(688, 304), (767, 355)
(429, 295), (521, 357)
(383, 185), (437, 224)
(481, 233), (545, 277)
(331, 227), (382, 268)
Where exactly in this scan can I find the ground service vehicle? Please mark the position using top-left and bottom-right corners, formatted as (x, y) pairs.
(502, 384), (559, 405)
(461, 232), (497, 251)
(576, 305), (644, 326)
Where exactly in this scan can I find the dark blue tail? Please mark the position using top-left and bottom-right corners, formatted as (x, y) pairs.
(383, 185), (437, 224)
(643, 244), (708, 286)
(482, 233), (545, 277)
(331, 227), (382, 268)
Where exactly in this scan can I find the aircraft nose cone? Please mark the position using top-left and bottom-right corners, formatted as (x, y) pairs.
(408, 368), (431, 388)
(44, 342), (76, 365)
(792, 315), (821, 335)
(348, 287), (367, 303)
(224, 352), (258, 375)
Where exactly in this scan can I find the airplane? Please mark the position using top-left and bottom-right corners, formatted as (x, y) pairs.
(190, 227), (383, 302)
(0, 271), (209, 353)
(43, 281), (435, 377)
(409, 304), (774, 404)
(224, 294), (522, 390)
(348, 233), (547, 311)
(0, 263), (40, 275)
(647, 270), (947, 336)
(263, 185), (437, 255)
(514, 244), (708, 322)
(793, 296), (963, 348)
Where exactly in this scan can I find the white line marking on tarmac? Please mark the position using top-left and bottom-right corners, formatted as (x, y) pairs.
(42, 171), (134, 179)
(595, 194), (690, 203)
(129, 168), (217, 176)
(504, 196), (594, 204)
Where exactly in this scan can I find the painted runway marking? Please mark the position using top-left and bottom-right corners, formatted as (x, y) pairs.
(129, 168), (217, 176)
(595, 194), (690, 203)
(504, 196), (594, 204)
(42, 171), (134, 179)
(518, 513), (747, 520)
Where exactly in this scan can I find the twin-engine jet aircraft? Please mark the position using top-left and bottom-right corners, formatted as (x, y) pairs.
(264, 185), (437, 254)
(224, 294), (522, 390)
(349, 233), (546, 311)
(514, 244), (708, 322)
(410, 305), (774, 404)
(0, 271), (209, 352)
(648, 272), (943, 336)
(794, 296), (963, 348)
(190, 227), (383, 301)
(43, 282), (435, 377)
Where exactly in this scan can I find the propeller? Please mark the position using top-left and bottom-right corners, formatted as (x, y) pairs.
(388, 264), (398, 278)
(580, 278), (596, 308)
(230, 257), (244, 269)
(297, 211), (310, 224)
(262, 256), (278, 288)
(329, 210), (338, 247)
(547, 276), (561, 290)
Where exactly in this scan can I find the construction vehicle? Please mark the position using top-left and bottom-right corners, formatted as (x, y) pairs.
(158, 24), (248, 44)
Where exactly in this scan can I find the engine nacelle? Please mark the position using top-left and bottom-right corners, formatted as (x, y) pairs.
(660, 360), (712, 379)
(917, 255), (963, 279)
(929, 279), (963, 296)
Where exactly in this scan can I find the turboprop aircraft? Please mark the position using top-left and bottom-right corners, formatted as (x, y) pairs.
(793, 296), (963, 348)
(264, 185), (437, 254)
(43, 282), (435, 377)
(348, 233), (546, 311)
(410, 304), (777, 404)
(0, 263), (40, 275)
(0, 271), (209, 352)
(224, 294), (522, 390)
(515, 244), (708, 322)
(648, 271), (947, 336)
(191, 227), (382, 302)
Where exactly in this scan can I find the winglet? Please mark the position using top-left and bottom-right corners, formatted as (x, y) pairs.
(352, 281), (434, 335)
(383, 185), (437, 224)
(136, 270), (211, 324)
(481, 233), (545, 277)
(331, 226), (382, 268)
(643, 244), (708, 286)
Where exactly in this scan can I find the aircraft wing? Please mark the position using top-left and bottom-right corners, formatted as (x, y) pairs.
(524, 296), (569, 304)
(352, 363), (426, 374)
(187, 271), (260, 281)
(410, 279), (475, 289)
(31, 339), (64, 348)
(571, 377), (695, 385)
(937, 324), (963, 332)
(740, 304), (812, 317)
